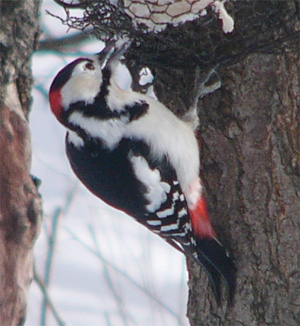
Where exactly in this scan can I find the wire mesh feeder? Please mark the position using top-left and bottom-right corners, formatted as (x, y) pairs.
(52, 0), (299, 71)
(51, 0), (299, 113)
(122, 0), (234, 33)
(53, 0), (233, 35)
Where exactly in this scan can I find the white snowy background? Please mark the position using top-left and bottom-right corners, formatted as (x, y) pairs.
(25, 1), (189, 325)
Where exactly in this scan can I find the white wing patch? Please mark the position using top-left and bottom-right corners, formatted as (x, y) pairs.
(124, 94), (201, 203)
(178, 208), (188, 218)
(160, 223), (179, 232)
(146, 220), (161, 226)
(156, 204), (175, 218)
(130, 155), (171, 212)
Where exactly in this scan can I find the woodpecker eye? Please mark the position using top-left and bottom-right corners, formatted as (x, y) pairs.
(85, 62), (95, 70)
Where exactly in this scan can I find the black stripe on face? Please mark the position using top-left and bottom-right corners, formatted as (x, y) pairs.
(58, 61), (149, 127)
(64, 99), (149, 125)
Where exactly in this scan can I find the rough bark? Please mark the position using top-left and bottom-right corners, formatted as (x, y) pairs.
(186, 51), (300, 326)
(0, 0), (42, 325)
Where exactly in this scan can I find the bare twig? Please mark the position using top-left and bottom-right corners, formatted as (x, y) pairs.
(33, 264), (66, 326)
(64, 226), (182, 322)
(40, 207), (61, 326)
(88, 225), (134, 326)
(39, 185), (78, 326)
(39, 32), (93, 51)
(53, 0), (84, 9)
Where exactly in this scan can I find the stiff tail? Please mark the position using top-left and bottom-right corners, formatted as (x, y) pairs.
(192, 249), (222, 305)
(194, 237), (236, 305)
(189, 195), (236, 304)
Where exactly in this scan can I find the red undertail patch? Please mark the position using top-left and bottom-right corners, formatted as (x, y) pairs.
(189, 195), (216, 239)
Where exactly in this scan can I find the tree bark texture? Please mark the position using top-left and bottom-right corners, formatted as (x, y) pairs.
(186, 51), (300, 325)
(0, 1), (42, 325)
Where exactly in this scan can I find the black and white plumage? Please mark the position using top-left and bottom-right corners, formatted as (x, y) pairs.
(49, 39), (236, 305)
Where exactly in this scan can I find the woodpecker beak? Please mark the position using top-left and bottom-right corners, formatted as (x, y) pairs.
(98, 38), (131, 69)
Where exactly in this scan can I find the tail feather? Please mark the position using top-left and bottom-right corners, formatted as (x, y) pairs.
(189, 195), (236, 304)
(195, 237), (236, 305)
(193, 251), (222, 305)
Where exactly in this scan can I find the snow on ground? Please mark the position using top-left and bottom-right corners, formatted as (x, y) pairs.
(25, 1), (188, 325)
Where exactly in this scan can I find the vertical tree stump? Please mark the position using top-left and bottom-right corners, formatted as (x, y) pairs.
(187, 52), (300, 326)
(0, 1), (42, 325)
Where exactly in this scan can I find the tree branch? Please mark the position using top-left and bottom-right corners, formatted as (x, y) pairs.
(33, 264), (66, 326)
(53, 0), (84, 9)
(38, 32), (94, 51)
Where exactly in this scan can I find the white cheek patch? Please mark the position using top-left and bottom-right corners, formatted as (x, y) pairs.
(68, 112), (126, 149)
(130, 155), (171, 212)
(61, 73), (101, 109)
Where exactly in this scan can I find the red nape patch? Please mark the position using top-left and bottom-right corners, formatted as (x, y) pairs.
(49, 89), (63, 122)
(189, 195), (216, 239)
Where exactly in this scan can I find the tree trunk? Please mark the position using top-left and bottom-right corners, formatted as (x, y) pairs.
(0, 1), (42, 325)
(187, 51), (300, 325)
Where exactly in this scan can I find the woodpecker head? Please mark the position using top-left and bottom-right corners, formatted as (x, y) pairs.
(49, 38), (130, 126)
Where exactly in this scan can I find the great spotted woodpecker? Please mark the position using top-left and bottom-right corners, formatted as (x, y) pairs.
(49, 39), (236, 304)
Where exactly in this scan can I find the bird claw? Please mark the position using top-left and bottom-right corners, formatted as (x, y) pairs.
(193, 65), (221, 101)
(182, 65), (221, 130)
